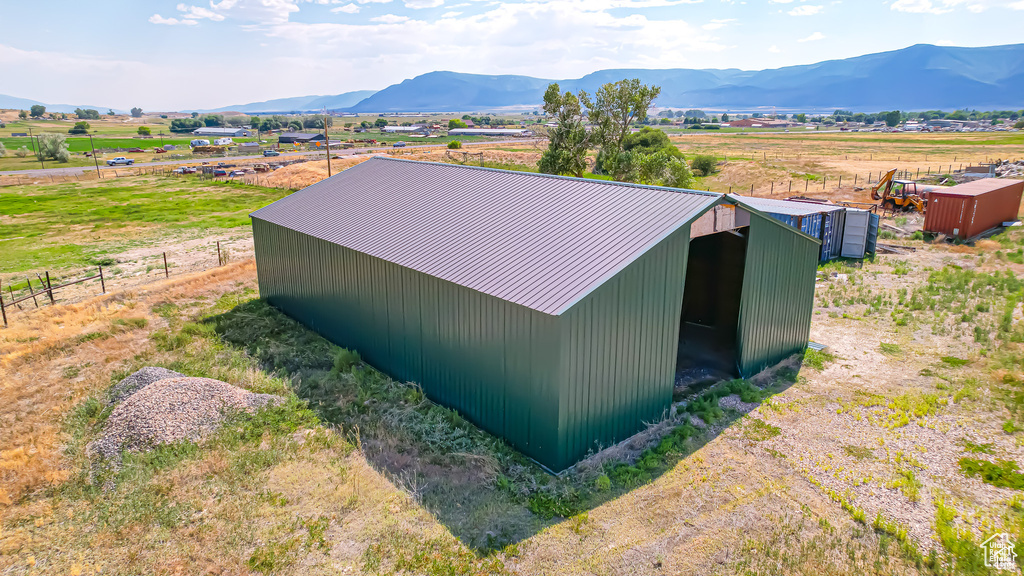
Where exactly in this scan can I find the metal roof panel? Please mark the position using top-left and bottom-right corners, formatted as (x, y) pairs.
(251, 157), (718, 315)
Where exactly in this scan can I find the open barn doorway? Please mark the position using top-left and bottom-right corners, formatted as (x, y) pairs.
(676, 227), (749, 386)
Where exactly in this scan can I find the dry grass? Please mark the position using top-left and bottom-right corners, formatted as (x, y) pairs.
(0, 261), (255, 508)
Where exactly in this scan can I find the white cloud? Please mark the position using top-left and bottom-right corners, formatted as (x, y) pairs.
(207, 0), (301, 24)
(890, 0), (960, 13)
(1010, 0), (1024, 8)
(176, 3), (227, 21)
(768, 44), (780, 52)
(788, 5), (823, 15)
(331, 2), (360, 12)
(253, 2), (727, 89)
(702, 18), (735, 30)
(798, 31), (825, 41)
(149, 14), (198, 25)
(441, 10), (463, 16)
(405, 0), (444, 7)
(769, 0), (795, 3)
(370, 13), (410, 22)
(356, 0), (394, 3)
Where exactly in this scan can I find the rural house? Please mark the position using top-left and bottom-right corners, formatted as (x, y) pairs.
(250, 157), (820, 470)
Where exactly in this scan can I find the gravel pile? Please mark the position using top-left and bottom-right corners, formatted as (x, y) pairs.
(88, 377), (281, 462)
(106, 366), (184, 405)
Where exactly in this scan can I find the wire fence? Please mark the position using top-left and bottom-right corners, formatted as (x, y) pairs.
(0, 240), (240, 327)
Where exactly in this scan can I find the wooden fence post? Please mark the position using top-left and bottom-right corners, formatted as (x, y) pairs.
(99, 266), (105, 294)
(163, 252), (169, 277)
(26, 278), (38, 308)
(45, 272), (54, 304)
(0, 280), (7, 327)
(217, 241), (222, 266)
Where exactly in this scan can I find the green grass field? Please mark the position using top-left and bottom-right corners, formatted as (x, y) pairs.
(0, 176), (291, 275)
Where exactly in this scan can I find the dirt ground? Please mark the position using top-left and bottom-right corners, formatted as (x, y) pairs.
(3, 222), (1024, 574)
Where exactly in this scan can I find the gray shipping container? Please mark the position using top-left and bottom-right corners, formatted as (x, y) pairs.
(841, 209), (871, 258)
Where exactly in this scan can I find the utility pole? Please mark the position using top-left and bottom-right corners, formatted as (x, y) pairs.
(88, 134), (101, 178)
(34, 135), (45, 169)
(324, 111), (332, 178)
(28, 127), (44, 168)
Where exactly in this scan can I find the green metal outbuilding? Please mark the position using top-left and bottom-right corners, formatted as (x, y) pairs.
(250, 157), (820, 471)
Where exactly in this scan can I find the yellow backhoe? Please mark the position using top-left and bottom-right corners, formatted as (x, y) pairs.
(870, 168), (940, 213)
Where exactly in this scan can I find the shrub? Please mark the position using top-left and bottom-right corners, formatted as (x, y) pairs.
(690, 154), (717, 176)
(68, 121), (90, 134)
(138, 126), (151, 136)
(35, 133), (71, 163)
(15, 146), (29, 158)
(447, 140), (462, 149)
(0, 142), (5, 157)
(803, 347), (835, 370)
(332, 348), (361, 373)
(959, 457), (1024, 489)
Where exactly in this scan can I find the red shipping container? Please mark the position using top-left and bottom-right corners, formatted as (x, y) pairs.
(923, 179), (1024, 240)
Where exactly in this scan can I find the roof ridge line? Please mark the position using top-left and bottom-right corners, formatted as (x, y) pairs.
(367, 155), (722, 198)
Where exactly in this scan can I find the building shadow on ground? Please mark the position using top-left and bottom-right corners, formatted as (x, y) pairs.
(206, 298), (803, 553)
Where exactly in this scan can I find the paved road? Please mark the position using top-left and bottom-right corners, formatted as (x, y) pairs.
(0, 139), (543, 178)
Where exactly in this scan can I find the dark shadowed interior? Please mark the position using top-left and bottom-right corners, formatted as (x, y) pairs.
(677, 228), (749, 383)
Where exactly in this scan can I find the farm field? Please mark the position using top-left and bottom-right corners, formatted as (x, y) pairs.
(0, 112), (511, 172)
(2, 132), (1024, 574)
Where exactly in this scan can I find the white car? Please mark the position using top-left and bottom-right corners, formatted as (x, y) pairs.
(106, 157), (134, 166)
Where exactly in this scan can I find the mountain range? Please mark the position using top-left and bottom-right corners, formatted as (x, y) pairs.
(348, 43), (1024, 112)
(197, 90), (377, 114)
(3, 44), (1022, 115)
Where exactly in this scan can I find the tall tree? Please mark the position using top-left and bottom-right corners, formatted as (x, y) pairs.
(130, 107), (143, 118)
(29, 105), (46, 117)
(538, 83), (595, 178)
(585, 79), (661, 157)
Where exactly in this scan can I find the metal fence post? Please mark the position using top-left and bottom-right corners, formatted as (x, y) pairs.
(99, 266), (105, 294)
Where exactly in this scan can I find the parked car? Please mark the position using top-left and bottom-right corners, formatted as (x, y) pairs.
(127, 147), (145, 153)
(263, 150), (281, 157)
(173, 166), (197, 174)
(213, 169), (228, 176)
(107, 157), (134, 166)
(229, 170), (246, 177)
(393, 141), (406, 148)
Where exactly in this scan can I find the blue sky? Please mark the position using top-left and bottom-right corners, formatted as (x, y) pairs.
(2, 0), (1022, 110)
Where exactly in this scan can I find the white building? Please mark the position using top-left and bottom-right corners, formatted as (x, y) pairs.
(192, 127), (253, 137)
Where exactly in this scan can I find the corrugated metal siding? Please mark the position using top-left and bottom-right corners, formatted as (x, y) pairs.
(820, 209), (846, 261)
(924, 179), (1024, 239)
(251, 156), (716, 315)
(865, 213), (880, 255)
(253, 217), (563, 467)
(555, 225), (690, 469)
(736, 211), (819, 376)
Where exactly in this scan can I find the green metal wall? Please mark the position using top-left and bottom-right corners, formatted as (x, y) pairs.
(735, 210), (820, 376)
(252, 203), (818, 471)
(555, 225), (690, 469)
(252, 218), (563, 467)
